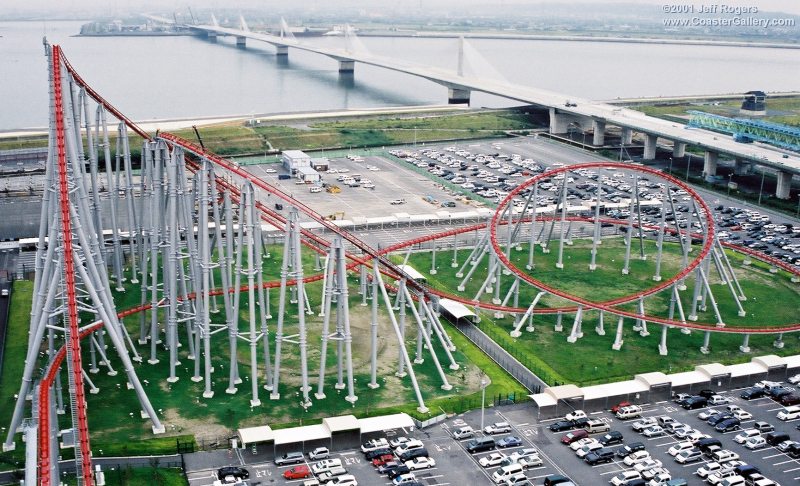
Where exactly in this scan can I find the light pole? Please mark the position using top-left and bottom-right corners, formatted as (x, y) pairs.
(414, 126), (417, 148)
(727, 173), (733, 197)
(668, 157), (673, 175)
(685, 154), (692, 181)
(758, 170), (766, 206)
(480, 377), (488, 432)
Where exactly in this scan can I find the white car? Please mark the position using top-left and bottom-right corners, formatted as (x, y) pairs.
(576, 442), (603, 458)
(610, 470), (642, 486)
(389, 199), (406, 205)
(361, 438), (389, 453)
(264, 168), (277, 173)
(733, 429), (760, 444)
(570, 438), (599, 451)
(633, 458), (663, 473)
(326, 474), (358, 486)
(788, 374), (800, 385)
(632, 417), (657, 431)
(713, 450), (740, 463)
(390, 437), (411, 449)
(667, 441), (694, 456)
(479, 452), (507, 468)
(309, 447), (330, 460)
(395, 439), (424, 456)
(707, 470), (743, 485)
(732, 409), (752, 420)
(708, 395), (732, 405)
(642, 426), (665, 437)
(696, 461), (723, 478)
(623, 450), (651, 466)
(744, 436), (767, 450)
(483, 422), (512, 435)
(405, 456), (436, 471)
(699, 409), (723, 421)
(565, 410), (587, 422)
(641, 467), (669, 480)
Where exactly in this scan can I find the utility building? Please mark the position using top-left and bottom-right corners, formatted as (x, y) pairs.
(282, 150), (311, 174)
(740, 91), (766, 115)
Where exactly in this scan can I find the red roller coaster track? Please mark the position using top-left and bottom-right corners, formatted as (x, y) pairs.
(32, 45), (799, 483)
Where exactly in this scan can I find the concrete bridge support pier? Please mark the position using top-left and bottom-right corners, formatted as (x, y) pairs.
(592, 120), (605, 146)
(447, 87), (470, 105)
(549, 108), (569, 134)
(703, 151), (718, 177)
(276, 45), (289, 56)
(207, 32), (217, 42)
(621, 127), (633, 145)
(672, 142), (686, 158)
(643, 134), (657, 160)
(733, 158), (750, 175)
(776, 170), (792, 199)
(338, 60), (355, 73)
(236, 36), (246, 47)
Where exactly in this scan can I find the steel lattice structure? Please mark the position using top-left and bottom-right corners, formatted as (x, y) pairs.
(688, 110), (800, 152)
(5, 43), (800, 486)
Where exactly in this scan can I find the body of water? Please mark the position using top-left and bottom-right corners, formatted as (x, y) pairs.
(0, 20), (798, 130)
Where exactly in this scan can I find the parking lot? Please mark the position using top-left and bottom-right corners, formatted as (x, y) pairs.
(185, 378), (800, 486)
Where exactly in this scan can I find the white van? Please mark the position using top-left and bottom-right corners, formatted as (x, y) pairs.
(777, 405), (800, 421)
(616, 405), (643, 420)
(492, 463), (524, 484)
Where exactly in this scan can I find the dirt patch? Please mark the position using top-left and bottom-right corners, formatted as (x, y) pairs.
(163, 408), (232, 442)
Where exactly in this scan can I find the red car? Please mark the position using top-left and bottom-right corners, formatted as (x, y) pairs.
(372, 454), (395, 467)
(560, 429), (588, 445)
(283, 465), (311, 479)
(611, 401), (632, 413)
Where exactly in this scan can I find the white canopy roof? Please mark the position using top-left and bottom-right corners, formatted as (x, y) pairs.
(583, 379), (648, 401)
(237, 425), (274, 446)
(323, 415), (360, 433)
(358, 413), (414, 434)
(273, 424), (330, 445)
(438, 299), (476, 321)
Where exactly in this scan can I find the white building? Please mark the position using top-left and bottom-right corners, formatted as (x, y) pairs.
(282, 150), (311, 174)
(296, 166), (321, 183)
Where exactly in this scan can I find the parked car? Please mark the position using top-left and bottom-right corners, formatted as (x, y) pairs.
(283, 465), (312, 480)
(740, 387), (767, 400)
(733, 429), (761, 444)
(610, 470), (642, 486)
(667, 441), (694, 457)
(708, 395), (732, 405)
(611, 401), (633, 413)
(675, 449), (702, 464)
(623, 450), (652, 466)
(404, 457), (436, 471)
(497, 436), (523, 448)
(479, 452), (508, 468)
(275, 452), (304, 466)
(484, 422), (513, 435)
(361, 438), (389, 453)
(632, 417), (658, 432)
(309, 447), (330, 460)
(560, 429), (589, 445)
(752, 421), (774, 433)
(615, 442), (646, 458)
(599, 431), (624, 446)
(744, 436), (767, 450)
(565, 410), (587, 422)
(217, 467), (249, 481)
(584, 448), (615, 465)
(549, 420), (575, 432)
(642, 426), (665, 437)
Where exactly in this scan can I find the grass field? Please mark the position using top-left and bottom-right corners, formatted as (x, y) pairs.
(0, 244), (526, 464)
(632, 96), (800, 127)
(398, 238), (800, 386)
(0, 109), (540, 155)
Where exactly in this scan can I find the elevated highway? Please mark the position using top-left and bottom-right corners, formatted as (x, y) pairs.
(182, 21), (798, 199)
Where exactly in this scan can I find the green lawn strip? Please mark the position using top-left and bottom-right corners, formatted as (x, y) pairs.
(632, 96), (800, 127)
(61, 466), (187, 486)
(391, 240), (800, 386)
